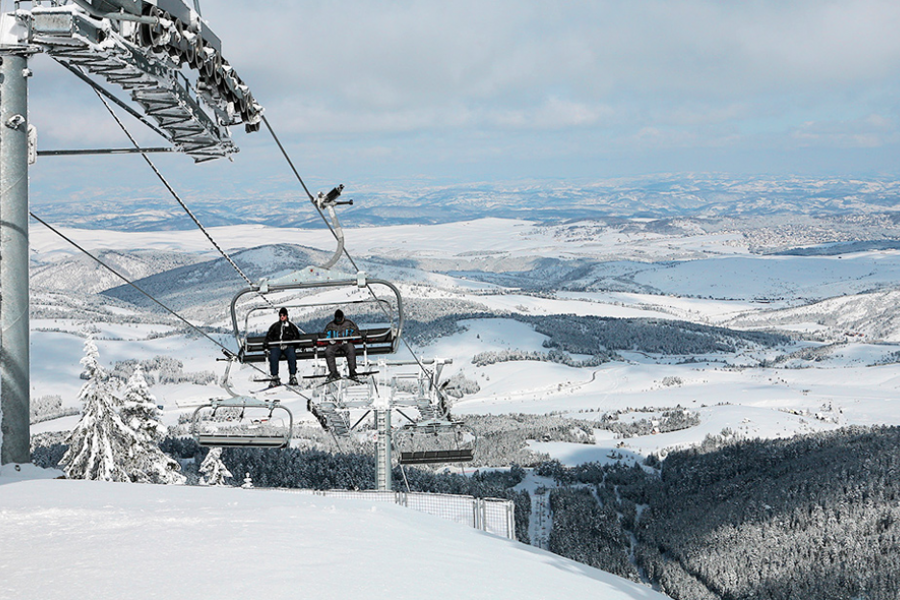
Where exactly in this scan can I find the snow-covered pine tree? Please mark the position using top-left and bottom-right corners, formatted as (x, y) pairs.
(199, 447), (233, 486)
(60, 337), (136, 481)
(79, 335), (104, 392)
(61, 339), (185, 484)
(119, 365), (185, 485)
(120, 365), (165, 443)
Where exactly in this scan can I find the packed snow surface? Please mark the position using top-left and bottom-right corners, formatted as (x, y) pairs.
(0, 475), (671, 600)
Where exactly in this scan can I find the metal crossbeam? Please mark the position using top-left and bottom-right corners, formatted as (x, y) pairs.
(22, 4), (261, 162)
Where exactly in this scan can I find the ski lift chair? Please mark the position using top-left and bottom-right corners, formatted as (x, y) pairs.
(230, 272), (404, 369)
(191, 396), (293, 448)
(395, 419), (477, 465)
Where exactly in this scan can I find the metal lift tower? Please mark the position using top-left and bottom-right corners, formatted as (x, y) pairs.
(0, 0), (261, 464)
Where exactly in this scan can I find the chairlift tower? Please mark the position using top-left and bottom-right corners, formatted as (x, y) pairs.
(0, 0), (261, 464)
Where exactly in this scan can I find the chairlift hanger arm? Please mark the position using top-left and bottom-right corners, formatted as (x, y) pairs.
(314, 185), (352, 271)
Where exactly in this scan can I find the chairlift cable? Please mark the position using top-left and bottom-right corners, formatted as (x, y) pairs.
(29, 212), (230, 353)
(261, 114), (315, 202)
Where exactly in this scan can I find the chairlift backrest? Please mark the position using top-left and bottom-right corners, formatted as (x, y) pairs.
(395, 420), (477, 465)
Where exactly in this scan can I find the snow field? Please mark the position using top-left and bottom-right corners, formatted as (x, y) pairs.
(0, 477), (672, 600)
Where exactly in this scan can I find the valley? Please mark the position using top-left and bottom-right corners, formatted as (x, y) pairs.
(27, 211), (900, 466)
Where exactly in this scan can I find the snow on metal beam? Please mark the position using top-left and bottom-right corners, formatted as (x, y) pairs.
(17, 1), (262, 162)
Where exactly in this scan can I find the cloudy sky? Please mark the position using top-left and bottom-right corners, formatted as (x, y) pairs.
(22, 0), (900, 203)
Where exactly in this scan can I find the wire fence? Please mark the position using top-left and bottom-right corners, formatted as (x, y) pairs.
(264, 488), (516, 539)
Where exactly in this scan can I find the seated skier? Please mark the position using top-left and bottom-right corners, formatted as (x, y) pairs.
(265, 307), (300, 387)
(323, 309), (359, 383)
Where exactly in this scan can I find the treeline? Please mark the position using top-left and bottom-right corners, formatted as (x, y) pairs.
(635, 426), (900, 600)
(548, 487), (640, 580)
(531, 426), (900, 600)
(599, 408), (700, 438)
(30, 395), (79, 424)
(465, 413), (596, 467)
(519, 314), (790, 356)
(472, 348), (615, 368)
(172, 412), (589, 472)
(108, 355), (217, 386)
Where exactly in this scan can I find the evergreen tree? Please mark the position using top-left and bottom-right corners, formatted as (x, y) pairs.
(120, 366), (165, 443)
(60, 340), (135, 481)
(118, 364), (185, 485)
(77, 335), (106, 407)
(60, 400), (132, 481)
(125, 435), (186, 485)
(199, 448), (232, 486)
(61, 340), (185, 484)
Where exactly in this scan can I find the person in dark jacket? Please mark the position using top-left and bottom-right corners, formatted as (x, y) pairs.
(323, 309), (359, 382)
(265, 307), (301, 387)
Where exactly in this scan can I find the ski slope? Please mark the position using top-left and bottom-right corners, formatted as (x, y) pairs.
(0, 466), (671, 600)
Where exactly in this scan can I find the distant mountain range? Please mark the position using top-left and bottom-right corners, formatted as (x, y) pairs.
(30, 174), (900, 231)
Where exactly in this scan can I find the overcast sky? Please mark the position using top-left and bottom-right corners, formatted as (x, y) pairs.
(22, 0), (900, 204)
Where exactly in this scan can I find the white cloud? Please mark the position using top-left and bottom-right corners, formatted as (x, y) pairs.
(22, 0), (900, 185)
(790, 114), (899, 148)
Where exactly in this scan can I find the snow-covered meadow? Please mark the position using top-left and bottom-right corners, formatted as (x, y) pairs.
(26, 218), (900, 457)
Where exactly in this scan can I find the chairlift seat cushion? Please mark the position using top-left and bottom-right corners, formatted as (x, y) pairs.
(196, 434), (288, 448)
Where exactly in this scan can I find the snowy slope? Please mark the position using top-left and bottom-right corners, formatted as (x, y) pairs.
(30, 250), (205, 295)
(23, 216), (900, 480)
(0, 472), (672, 600)
(631, 252), (900, 301)
(728, 288), (900, 341)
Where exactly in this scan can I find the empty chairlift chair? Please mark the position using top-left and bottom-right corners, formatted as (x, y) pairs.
(191, 396), (293, 448)
(395, 419), (477, 465)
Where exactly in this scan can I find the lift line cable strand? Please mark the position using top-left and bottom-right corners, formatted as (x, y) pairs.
(29, 212), (313, 403)
(261, 116), (432, 377)
(261, 114), (315, 202)
(91, 87), (257, 290)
